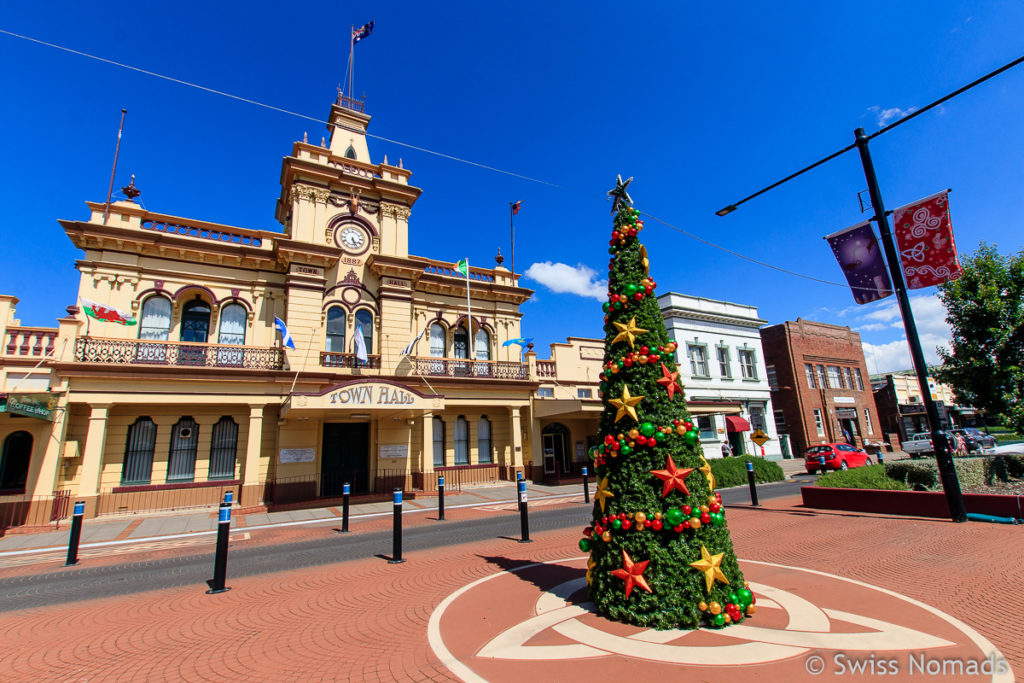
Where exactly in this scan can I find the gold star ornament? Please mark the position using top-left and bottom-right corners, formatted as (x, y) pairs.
(639, 245), (650, 276)
(611, 317), (648, 349)
(690, 545), (730, 593)
(699, 455), (716, 491)
(594, 476), (615, 513)
(608, 384), (644, 423)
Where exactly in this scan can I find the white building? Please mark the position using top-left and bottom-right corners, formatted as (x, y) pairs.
(658, 293), (785, 461)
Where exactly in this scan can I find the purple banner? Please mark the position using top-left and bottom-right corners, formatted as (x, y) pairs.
(824, 222), (893, 305)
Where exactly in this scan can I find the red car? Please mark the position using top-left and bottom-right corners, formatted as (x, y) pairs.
(804, 443), (873, 474)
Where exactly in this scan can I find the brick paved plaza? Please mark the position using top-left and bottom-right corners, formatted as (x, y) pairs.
(0, 493), (1019, 681)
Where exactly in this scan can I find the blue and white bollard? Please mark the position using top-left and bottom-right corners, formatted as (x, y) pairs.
(438, 475), (446, 521)
(518, 479), (531, 543)
(389, 488), (406, 564)
(746, 461), (760, 507)
(65, 501), (85, 566)
(206, 503), (232, 594)
(582, 466), (590, 504)
(341, 483), (351, 533)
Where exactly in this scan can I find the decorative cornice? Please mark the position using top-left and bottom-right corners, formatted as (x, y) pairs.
(380, 203), (411, 220)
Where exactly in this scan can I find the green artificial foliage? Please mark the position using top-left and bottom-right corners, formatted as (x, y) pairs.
(583, 191), (751, 630)
(816, 465), (909, 490)
(708, 456), (785, 489)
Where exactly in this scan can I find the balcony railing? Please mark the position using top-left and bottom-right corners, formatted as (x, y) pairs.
(74, 337), (285, 370)
(412, 357), (528, 380)
(4, 327), (58, 357)
(536, 360), (557, 378)
(320, 352), (381, 369)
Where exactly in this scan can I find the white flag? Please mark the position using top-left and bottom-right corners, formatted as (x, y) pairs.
(354, 323), (368, 364)
(401, 326), (426, 356)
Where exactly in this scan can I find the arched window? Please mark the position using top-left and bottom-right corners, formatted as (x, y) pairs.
(344, 145), (357, 160)
(429, 323), (446, 357)
(475, 328), (491, 361)
(432, 416), (445, 467)
(452, 325), (469, 359)
(139, 296), (171, 341)
(478, 417), (492, 464)
(180, 299), (211, 343)
(209, 417), (238, 480)
(454, 416), (469, 465)
(167, 417), (199, 482)
(122, 417), (157, 485)
(354, 310), (373, 356)
(326, 307), (346, 352)
(218, 304), (246, 345)
(217, 303), (246, 366)
(0, 431), (33, 492)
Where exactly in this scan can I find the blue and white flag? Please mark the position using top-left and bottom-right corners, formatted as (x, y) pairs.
(274, 317), (296, 349)
(352, 21), (374, 44)
(354, 323), (369, 364)
(502, 337), (534, 348)
(401, 326), (426, 356)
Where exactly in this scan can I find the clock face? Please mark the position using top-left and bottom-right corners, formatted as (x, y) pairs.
(339, 226), (366, 250)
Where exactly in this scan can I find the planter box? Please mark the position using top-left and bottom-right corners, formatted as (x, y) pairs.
(801, 486), (1024, 519)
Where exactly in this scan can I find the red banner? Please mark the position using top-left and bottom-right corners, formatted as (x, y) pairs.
(892, 191), (962, 289)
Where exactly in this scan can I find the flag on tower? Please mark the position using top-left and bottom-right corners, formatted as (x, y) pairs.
(81, 299), (136, 325)
(354, 323), (369, 364)
(401, 326), (426, 356)
(353, 21), (374, 44)
(502, 337), (534, 348)
(511, 200), (522, 216)
(456, 258), (469, 277)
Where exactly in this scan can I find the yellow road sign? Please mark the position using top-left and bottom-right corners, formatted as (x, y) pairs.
(751, 429), (770, 447)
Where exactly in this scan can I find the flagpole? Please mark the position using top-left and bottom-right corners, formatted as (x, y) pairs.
(288, 328), (317, 397)
(854, 127), (966, 523)
(509, 202), (516, 276)
(103, 108), (127, 226)
(348, 25), (355, 102)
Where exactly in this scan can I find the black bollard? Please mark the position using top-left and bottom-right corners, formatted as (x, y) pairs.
(389, 488), (406, 564)
(582, 466), (590, 504)
(518, 479), (532, 543)
(341, 482), (350, 533)
(206, 503), (232, 594)
(65, 501), (85, 567)
(877, 452), (885, 465)
(437, 475), (445, 521)
(746, 461), (760, 507)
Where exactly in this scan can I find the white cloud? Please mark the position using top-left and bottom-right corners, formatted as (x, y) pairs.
(867, 105), (917, 127)
(524, 262), (607, 301)
(856, 293), (952, 373)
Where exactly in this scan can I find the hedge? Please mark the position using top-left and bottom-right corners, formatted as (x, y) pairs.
(816, 465), (909, 490)
(884, 457), (987, 490)
(709, 456), (785, 489)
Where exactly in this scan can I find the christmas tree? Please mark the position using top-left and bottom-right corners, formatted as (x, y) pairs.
(580, 175), (755, 630)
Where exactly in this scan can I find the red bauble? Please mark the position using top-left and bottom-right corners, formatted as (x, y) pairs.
(652, 519), (663, 531)
(643, 520), (652, 528)
(636, 436), (647, 446)
(700, 512), (711, 524)
(682, 504), (692, 516)
(673, 523), (685, 532)
(640, 346), (650, 355)
(621, 520), (632, 530)
(709, 503), (721, 513)
(634, 293), (643, 301)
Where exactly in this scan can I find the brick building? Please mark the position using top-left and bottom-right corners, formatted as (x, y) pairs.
(760, 319), (883, 458)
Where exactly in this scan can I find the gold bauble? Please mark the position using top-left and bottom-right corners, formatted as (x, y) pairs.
(635, 512), (647, 524)
(709, 602), (722, 615)
(689, 518), (701, 529)
(601, 531), (612, 542)
(698, 601), (708, 612)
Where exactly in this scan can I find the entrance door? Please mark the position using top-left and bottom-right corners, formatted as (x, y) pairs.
(322, 423), (369, 495)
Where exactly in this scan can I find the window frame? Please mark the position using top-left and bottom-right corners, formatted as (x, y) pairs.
(138, 295), (172, 342)
(477, 416), (492, 464)
(122, 417), (157, 486)
(432, 416), (445, 467)
(738, 347), (758, 381)
(326, 306), (347, 353)
(0, 430), (33, 492)
(687, 343), (710, 379)
(696, 416), (716, 440)
(863, 408), (874, 435)
(805, 363), (817, 389)
(826, 365), (842, 389)
(167, 416), (199, 483)
(842, 367), (855, 391)
(454, 415), (469, 465)
(812, 409), (825, 437)
(716, 345), (732, 379)
(853, 368), (865, 391)
(766, 364), (778, 390)
(209, 416), (239, 480)
(354, 309), (373, 355)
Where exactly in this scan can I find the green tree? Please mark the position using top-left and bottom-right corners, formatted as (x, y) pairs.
(936, 243), (1024, 433)
(581, 177), (753, 630)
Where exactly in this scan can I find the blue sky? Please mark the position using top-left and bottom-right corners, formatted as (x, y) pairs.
(2, 2), (1022, 373)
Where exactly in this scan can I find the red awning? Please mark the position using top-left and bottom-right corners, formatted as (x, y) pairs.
(725, 416), (751, 433)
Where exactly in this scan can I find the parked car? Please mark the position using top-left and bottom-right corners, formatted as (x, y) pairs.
(804, 443), (873, 474)
(900, 432), (937, 458)
(949, 427), (997, 452)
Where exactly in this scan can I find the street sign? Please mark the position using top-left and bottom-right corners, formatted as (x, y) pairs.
(751, 429), (770, 447)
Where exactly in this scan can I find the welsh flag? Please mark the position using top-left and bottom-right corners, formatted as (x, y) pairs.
(456, 258), (469, 277)
(82, 299), (137, 325)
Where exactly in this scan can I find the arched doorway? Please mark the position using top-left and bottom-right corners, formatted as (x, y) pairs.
(0, 431), (33, 492)
(541, 423), (570, 478)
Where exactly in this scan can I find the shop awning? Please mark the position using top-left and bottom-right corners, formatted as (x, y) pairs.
(725, 416), (751, 432)
(686, 400), (743, 416)
(533, 399), (603, 418)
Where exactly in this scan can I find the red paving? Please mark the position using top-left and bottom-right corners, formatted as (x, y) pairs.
(0, 494), (1019, 682)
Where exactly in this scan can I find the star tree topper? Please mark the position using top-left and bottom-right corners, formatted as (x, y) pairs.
(607, 174), (633, 214)
(610, 549), (652, 599)
(656, 363), (684, 401)
(690, 545), (730, 593)
(650, 454), (695, 498)
(611, 317), (648, 349)
(608, 384), (644, 423)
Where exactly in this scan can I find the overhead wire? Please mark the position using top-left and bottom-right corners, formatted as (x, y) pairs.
(0, 26), (909, 292)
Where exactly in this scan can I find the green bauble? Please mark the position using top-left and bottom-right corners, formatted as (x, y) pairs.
(602, 302), (611, 313)
(611, 519), (622, 530)
(625, 283), (638, 295)
(579, 538), (591, 551)
(665, 508), (684, 526)
(640, 422), (656, 437)
(620, 445), (632, 456)
(608, 247), (617, 255)
(737, 588), (753, 606)
(684, 430), (699, 445)
(712, 613), (726, 627)
(710, 512), (724, 526)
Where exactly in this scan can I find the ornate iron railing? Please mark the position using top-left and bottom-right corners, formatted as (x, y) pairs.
(74, 337), (284, 370)
(335, 93), (365, 113)
(412, 357), (528, 380)
(4, 327), (58, 357)
(536, 360), (557, 378)
(320, 352), (381, 369)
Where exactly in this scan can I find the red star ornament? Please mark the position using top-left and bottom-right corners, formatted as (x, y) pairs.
(609, 549), (653, 599)
(650, 454), (695, 498)
(655, 363), (683, 401)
